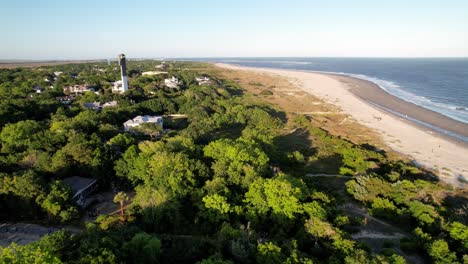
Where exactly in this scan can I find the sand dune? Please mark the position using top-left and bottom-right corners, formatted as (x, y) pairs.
(216, 63), (468, 187)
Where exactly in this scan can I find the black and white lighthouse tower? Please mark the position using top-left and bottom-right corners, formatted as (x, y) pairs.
(118, 54), (128, 93)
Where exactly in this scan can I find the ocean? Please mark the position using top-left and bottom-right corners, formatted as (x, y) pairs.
(197, 58), (468, 125)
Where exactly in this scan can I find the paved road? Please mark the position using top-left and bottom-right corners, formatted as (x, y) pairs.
(0, 223), (82, 247)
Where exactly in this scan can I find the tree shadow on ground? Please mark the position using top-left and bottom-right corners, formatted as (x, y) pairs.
(273, 128), (316, 156)
(304, 153), (344, 175)
(303, 175), (350, 202)
(272, 128), (319, 175)
(441, 192), (468, 224)
(222, 81), (244, 96)
(257, 105), (288, 125)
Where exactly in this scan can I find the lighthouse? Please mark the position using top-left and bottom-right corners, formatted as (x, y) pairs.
(118, 54), (128, 93)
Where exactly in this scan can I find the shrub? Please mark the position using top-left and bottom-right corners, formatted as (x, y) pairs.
(259, 90), (273, 96)
(370, 197), (398, 219)
(256, 242), (283, 264)
(428, 239), (458, 264)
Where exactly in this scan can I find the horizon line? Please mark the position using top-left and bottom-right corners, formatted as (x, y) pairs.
(2, 56), (468, 63)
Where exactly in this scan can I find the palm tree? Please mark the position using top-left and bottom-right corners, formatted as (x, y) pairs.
(113, 192), (129, 218)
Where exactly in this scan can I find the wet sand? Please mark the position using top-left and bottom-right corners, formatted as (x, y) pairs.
(331, 74), (468, 142)
(216, 63), (468, 186)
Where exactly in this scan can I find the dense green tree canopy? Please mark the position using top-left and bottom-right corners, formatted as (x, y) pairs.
(0, 61), (465, 264)
(204, 138), (269, 187)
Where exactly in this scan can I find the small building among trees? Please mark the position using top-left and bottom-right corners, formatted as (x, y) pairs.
(123, 115), (164, 132)
(164, 77), (180, 89)
(62, 176), (97, 208)
(63, 84), (95, 94)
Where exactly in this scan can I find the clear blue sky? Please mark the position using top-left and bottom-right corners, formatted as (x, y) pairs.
(1, 0), (467, 60)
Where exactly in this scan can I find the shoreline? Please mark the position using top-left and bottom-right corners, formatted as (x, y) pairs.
(215, 63), (468, 186)
(328, 74), (468, 144)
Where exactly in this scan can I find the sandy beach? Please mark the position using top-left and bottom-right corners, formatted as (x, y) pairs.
(216, 63), (468, 186)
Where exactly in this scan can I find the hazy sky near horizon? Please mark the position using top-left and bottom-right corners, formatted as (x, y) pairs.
(1, 0), (468, 60)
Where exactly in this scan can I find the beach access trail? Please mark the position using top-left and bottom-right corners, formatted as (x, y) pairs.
(216, 63), (468, 186)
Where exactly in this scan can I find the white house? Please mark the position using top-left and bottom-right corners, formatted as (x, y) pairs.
(56, 95), (75, 104)
(63, 85), (95, 94)
(102, 101), (118, 108)
(155, 62), (166, 69)
(164, 77), (180, 89)
(112, 80), (125, 94)
(123, 115), (164, 132)
(84, 101), (117, 110)
(195, 77), (211, 85)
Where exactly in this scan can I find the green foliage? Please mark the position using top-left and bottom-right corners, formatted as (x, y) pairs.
(284, 240), (314, 264)
(346, 176), (391, 202)
(132, 185), (181, 232)
(407, 200), (438, 225)
(113, 191), (128, 204)
(116, 140), (208, 196)
(124, 232), (161, 264)
(339, 147), (370, 175)
(388, 180), (416, 205)
(332, 235), (356, 255)
(0, 243), (63, 264)
(204, 138), (269, 187)
(288, 151), (306, 164)
(374, 253), (407, 264)
(0, 120), (43, 152)
(71, 110), (100, 132)
(244, 176), (306, 220)
(95, 215), (119, 230)
(428, 239), (458, 264)
(202, 193), (231, 222)
(37, 180), (78, 222)
(334, 215), (350, 227)
(0, 61), (463, 264)
(0, 170), (44, 199)
(256, 242), (284, 264)
(414, 227), (431, 240)
(386, 171), (400, 182)
(293, 115), (310, 128)
(370, 197), (397, 219)
(302, 201), (327, 220)
(304, 217), (336, 239)
(449, 222), (468, 249)
(344, 249), (370, 264)
(147, 151), (206, 197)
(197, 254), (234, 264)
(107, 133), (135, 150)
(133, 122), (163, 138)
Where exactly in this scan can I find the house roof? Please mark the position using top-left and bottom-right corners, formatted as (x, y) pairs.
(102, 101), (117, 107)
(62, 176), (97, 196)
(124, 115), (163, 126)
(84, 102), (101, 109)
